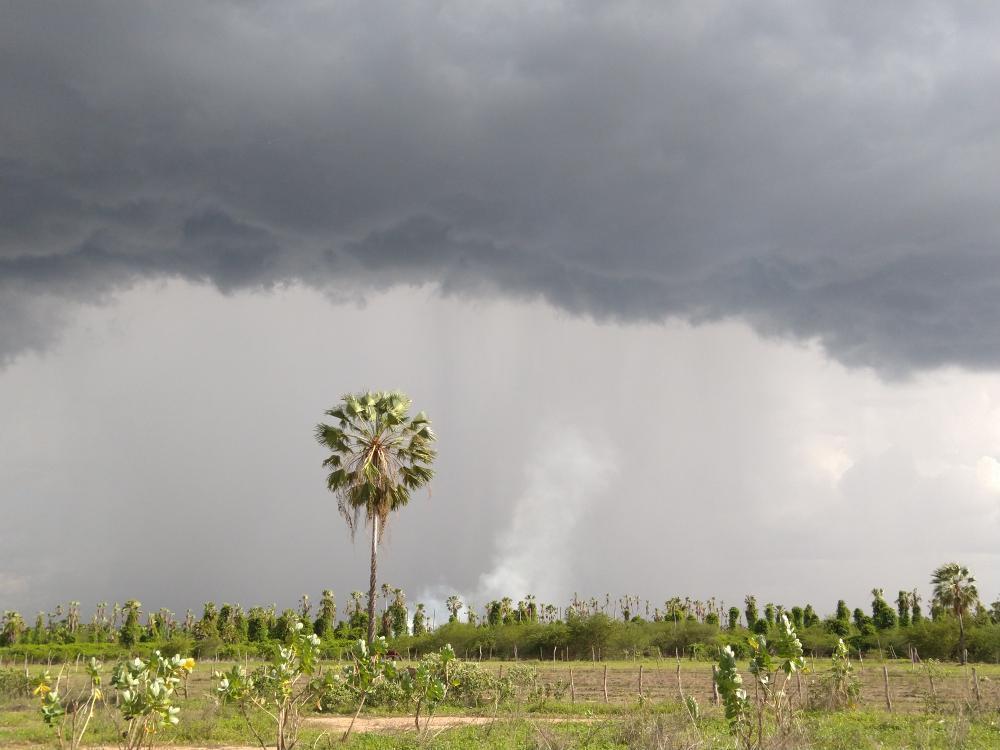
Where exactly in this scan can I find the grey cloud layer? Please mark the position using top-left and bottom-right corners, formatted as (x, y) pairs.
(4, 1), (1000, 371)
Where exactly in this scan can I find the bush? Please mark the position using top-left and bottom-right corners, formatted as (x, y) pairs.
(0, 668), (30, 698)
(158, 635), (195, 658)
(193, 635), (223, 659)
(0, 642), (159, 663)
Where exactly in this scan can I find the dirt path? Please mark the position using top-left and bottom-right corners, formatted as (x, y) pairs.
(0, 715), (596, 750)
(309, 714), (495, 731)
(307, 714), (593, 732)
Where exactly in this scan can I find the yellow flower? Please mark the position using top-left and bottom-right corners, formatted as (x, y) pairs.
(33, 683), (51, 696)
(181, 658), (196, 672)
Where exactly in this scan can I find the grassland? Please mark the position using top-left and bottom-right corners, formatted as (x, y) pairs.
(4, 657), (1000, 749)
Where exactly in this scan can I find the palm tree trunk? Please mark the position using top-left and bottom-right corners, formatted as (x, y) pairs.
(368, 515), (379, 644)
(959, 612), (966, 665)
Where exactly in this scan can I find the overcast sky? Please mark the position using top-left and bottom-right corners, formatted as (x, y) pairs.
(3, 1), (1000, 619)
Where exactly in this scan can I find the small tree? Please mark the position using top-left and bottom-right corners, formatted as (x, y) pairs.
(728, 606), (741, 630)
(446, 595), (463, 623)
(910, 589), (923, 623)
(314, 590), (337, 637)
(790, 607), (804, 630)
(803, 604), (818, 627)
(744, 595), (759, 632)
(871, 589), (897, 631)
(412, 603), (427, 636)
(390, 589), (408, 637)
(763, 603), (776, 626)
(896, 591), (911, 627)
(119, 600), (143, 648)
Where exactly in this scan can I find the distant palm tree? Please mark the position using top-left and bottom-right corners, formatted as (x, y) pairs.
(446, 595), (463, 623)
(931, 562), (979, 665)
(315, 391), (436, 644)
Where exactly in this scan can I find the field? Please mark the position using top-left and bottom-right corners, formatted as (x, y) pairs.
(5, 655), (1000, 749)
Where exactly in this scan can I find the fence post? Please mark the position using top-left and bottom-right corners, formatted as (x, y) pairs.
(712, 665), (720, 705)
(570, 666), (576, 703)
(973, 667), (982, 704)
(882, 665), (892, 712)
(603, 664), (609, 703)
(639, 664), (644, 698)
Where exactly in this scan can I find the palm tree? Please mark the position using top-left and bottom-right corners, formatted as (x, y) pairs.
(316, 391), (436, 644)
(446, 595), (463, 623)
(931, 562), (979, 665)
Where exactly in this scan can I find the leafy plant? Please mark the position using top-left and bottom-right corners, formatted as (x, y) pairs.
(109, 650), (195, 749)
(715, 613), (805, 750)
(215, 620), (319, 750)
(399, 643), (456, 732)
(684, 694), (700, 723)
(336, 636), (397, 741)
(715, 645), (752, 748)
(812, 638), (860, 710)
(34, 658), (103, 750)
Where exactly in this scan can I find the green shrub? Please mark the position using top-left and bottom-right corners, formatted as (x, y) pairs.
(0, 668), (31, 698)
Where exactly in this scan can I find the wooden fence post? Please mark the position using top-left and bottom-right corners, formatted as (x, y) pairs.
(570, 666), (576, 703)
(712, 665), (720, 705)
(973, 667), (982, 704)
(603, 664), (609, 703)
(638, 664), (644, 697)
(883, 665), (892, 712)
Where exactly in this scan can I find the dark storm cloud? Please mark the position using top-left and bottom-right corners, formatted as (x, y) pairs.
(4, 1), (1000, 371)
